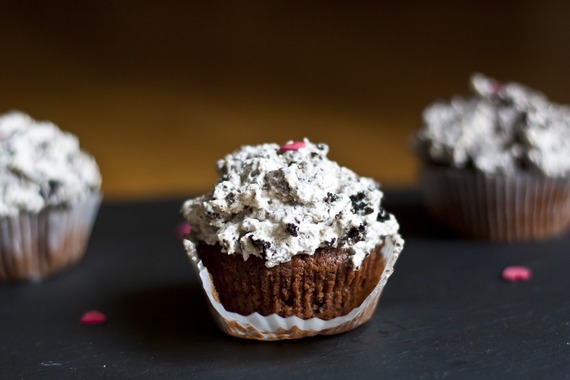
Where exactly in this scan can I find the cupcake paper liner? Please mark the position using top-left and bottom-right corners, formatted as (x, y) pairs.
(187, 236), (401, 341)
(0, 193), (101, 282)
(419, 165), (570, 241)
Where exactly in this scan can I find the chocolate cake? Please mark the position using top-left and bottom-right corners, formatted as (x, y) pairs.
(0, 111), (101, 282)
(198, 243), (386, 320)
(182, 139), (403, 339)
(415, 74), (570, 241)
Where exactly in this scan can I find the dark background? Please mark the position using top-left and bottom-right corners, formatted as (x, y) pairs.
(1, 0), (569, 198)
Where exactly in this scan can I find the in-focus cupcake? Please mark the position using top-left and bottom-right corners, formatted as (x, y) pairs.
(415, 73), (570, 241)
(182, 139), (404, 340)
(0, 111), (101, 282)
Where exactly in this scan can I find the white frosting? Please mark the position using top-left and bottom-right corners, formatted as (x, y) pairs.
(182, 139), (403, 268)
(416, 73), (570, 177)
(0, 111), (101, 217)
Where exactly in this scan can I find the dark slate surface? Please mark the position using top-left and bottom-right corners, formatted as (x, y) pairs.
(1, 189), (570, 379)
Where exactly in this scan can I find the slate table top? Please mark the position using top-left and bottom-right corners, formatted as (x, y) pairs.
(2, 189), (569, 379)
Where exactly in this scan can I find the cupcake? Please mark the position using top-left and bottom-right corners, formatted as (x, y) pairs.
(0, 111), (101, 282)
(415, 73), (570, 241)
(182, 139), (404, 340)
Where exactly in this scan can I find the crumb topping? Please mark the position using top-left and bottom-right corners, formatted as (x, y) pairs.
(0, 111), (101, 216)
(182, 138), (403, 268)
(416, 73), (570, 177)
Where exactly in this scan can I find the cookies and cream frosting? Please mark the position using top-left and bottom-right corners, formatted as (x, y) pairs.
(416, 73), (570, 177)
(182, 139), (403, 268)
(0, 111), (101, 217)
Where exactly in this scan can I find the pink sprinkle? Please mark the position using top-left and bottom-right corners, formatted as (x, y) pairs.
(490, 81), (502, 94)
(279, 141), (305, 152)
(80, 310), (107, 325)
(502, 266), (532, 282)
(177, 222), (192, 240)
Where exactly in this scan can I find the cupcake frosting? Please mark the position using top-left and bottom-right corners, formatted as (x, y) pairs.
(416, 73), (570, 177)
(0, 111), (101, 217)
(182, 139), (403, 268)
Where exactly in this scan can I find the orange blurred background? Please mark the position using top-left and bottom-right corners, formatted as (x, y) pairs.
(1, 1), (569, 199)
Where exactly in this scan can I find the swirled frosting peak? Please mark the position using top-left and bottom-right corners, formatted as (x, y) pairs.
(182, 139), (403, 268)
(0, 111), (101, 217)
(416, 73), (570, 177)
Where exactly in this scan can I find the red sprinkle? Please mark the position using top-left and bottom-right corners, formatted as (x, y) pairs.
(502, 266), (532, 282)
(177, 222), (192, 240)
(80, 310), (107, 325)
(279, 141), (305, 152)
(490, 81), (502, 94)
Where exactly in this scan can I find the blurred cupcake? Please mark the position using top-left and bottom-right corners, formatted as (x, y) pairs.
(182, 139), (404, 340)
(0, 111), (101, 282)
(415, 74), (570, 241)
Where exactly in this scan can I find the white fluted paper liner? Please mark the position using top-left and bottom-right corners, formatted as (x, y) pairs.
(0, 192), (101, 282)
(419, 165), (570, 241)
(187, 236), (402, 341)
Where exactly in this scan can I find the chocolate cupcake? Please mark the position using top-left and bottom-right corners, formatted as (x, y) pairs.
(415, 74), (570, 241)
(0, 112), (101, 282)
(182, 139), (403, 340)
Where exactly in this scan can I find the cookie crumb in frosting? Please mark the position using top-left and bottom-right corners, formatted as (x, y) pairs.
(416, 73), (570, 178)
(182, 138), (403, 268)
(0, 111), (101, 217)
